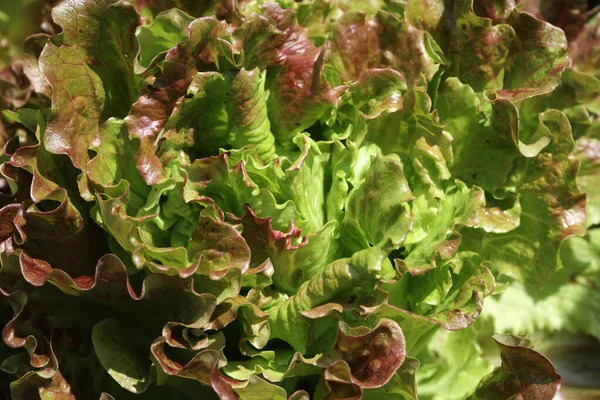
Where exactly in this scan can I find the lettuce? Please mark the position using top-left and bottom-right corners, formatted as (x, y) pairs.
(0, 0), (598, 398)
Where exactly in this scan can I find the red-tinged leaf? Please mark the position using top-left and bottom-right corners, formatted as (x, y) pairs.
(39, 0), (140, 170)
(330, 11), (381, 82)
(335, 319), (406, 388)
(517, 0), (588, 40)
(234, 206), (339, 294)
(268, 45), (337, 143)
(261, 4), (337, 143)
(0, 63), (33, 110)
(569, 11), (600, 75)
(187, 207), (251, 274)
(10, 370), (76, 400)
(468, 334), (562, 399)
(125, 18), (229, 184)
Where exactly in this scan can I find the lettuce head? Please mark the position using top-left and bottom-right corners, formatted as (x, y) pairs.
(0, 0), (598, 399)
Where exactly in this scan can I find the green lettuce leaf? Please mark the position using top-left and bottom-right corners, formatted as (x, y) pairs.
(1, 0), (592, 398)
(340, 153), (414, 253)
(485, 229), (600, 339)
(470, 110), (586, 283)
(417, 326), (493, 400)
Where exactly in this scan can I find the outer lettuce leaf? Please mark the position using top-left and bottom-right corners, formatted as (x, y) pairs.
(569, 11), (600, 80)
(467, 334), (561, 399)
(0, 245), (265, 399)
(499, 8), (570, 102)
(10, 370), (76, 400)
(1, 112), (108, 281)
(469, 110), (586, 283)
(133, 0), (237, 19)
(485, 229), (600, 339)
(91, 319), (151, 393)
(0, 62), (40, 111)
(361, 357), (419, 400)
(416, 326), (493, 400)
(234, 375), (288, 400)
(451, 1), (515, 92)
(318, 319), (406, 398)
(452, 0), (570, 101)
(39, 0), (140, 171)
(329, 9), (446, 86)
(376, 9), (447, 85)
(330, 12), (382, 83)
(517, 0), (588, 41)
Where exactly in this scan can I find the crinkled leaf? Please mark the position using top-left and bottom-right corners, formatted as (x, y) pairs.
(136, 8), (196, 69)
(451, 1), (515, 92)
(569, 11), (600, 78)
(234, 375), (287, 400)
(237, 208), (339, 294)
(334, 318), (406, 388)
(339, 68), (407, 121)
(500, 7), (570, 101)
(229, 68), (277, 164)
(267, 47), (337, 144)
(126, 17), (228, 184)
(467, 334), (561, 399)
(10, 370), (76, 400)
(340, 154), (414, 253)
(486, 229), (600, 339)
(417, 326), (493, 400)
(518, 0), (588, 41)
(187, 207), (251, 274)
(437, 78), (552, 193)
(168, 71), (230, 158)
(399, 183), (483, 275)
(268, 247), (394, 353)
(39, 0), (140, 169)
(366, 88), (453, 198)
(473, 110), (586, 283)
(376, 11), (446, 84)
(362, 357), (420, 400)
(330, 11), (382, 83)
(452, 0), (570, 101)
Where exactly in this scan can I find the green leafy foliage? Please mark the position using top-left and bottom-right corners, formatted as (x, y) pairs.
(1, 0), (598, 399)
